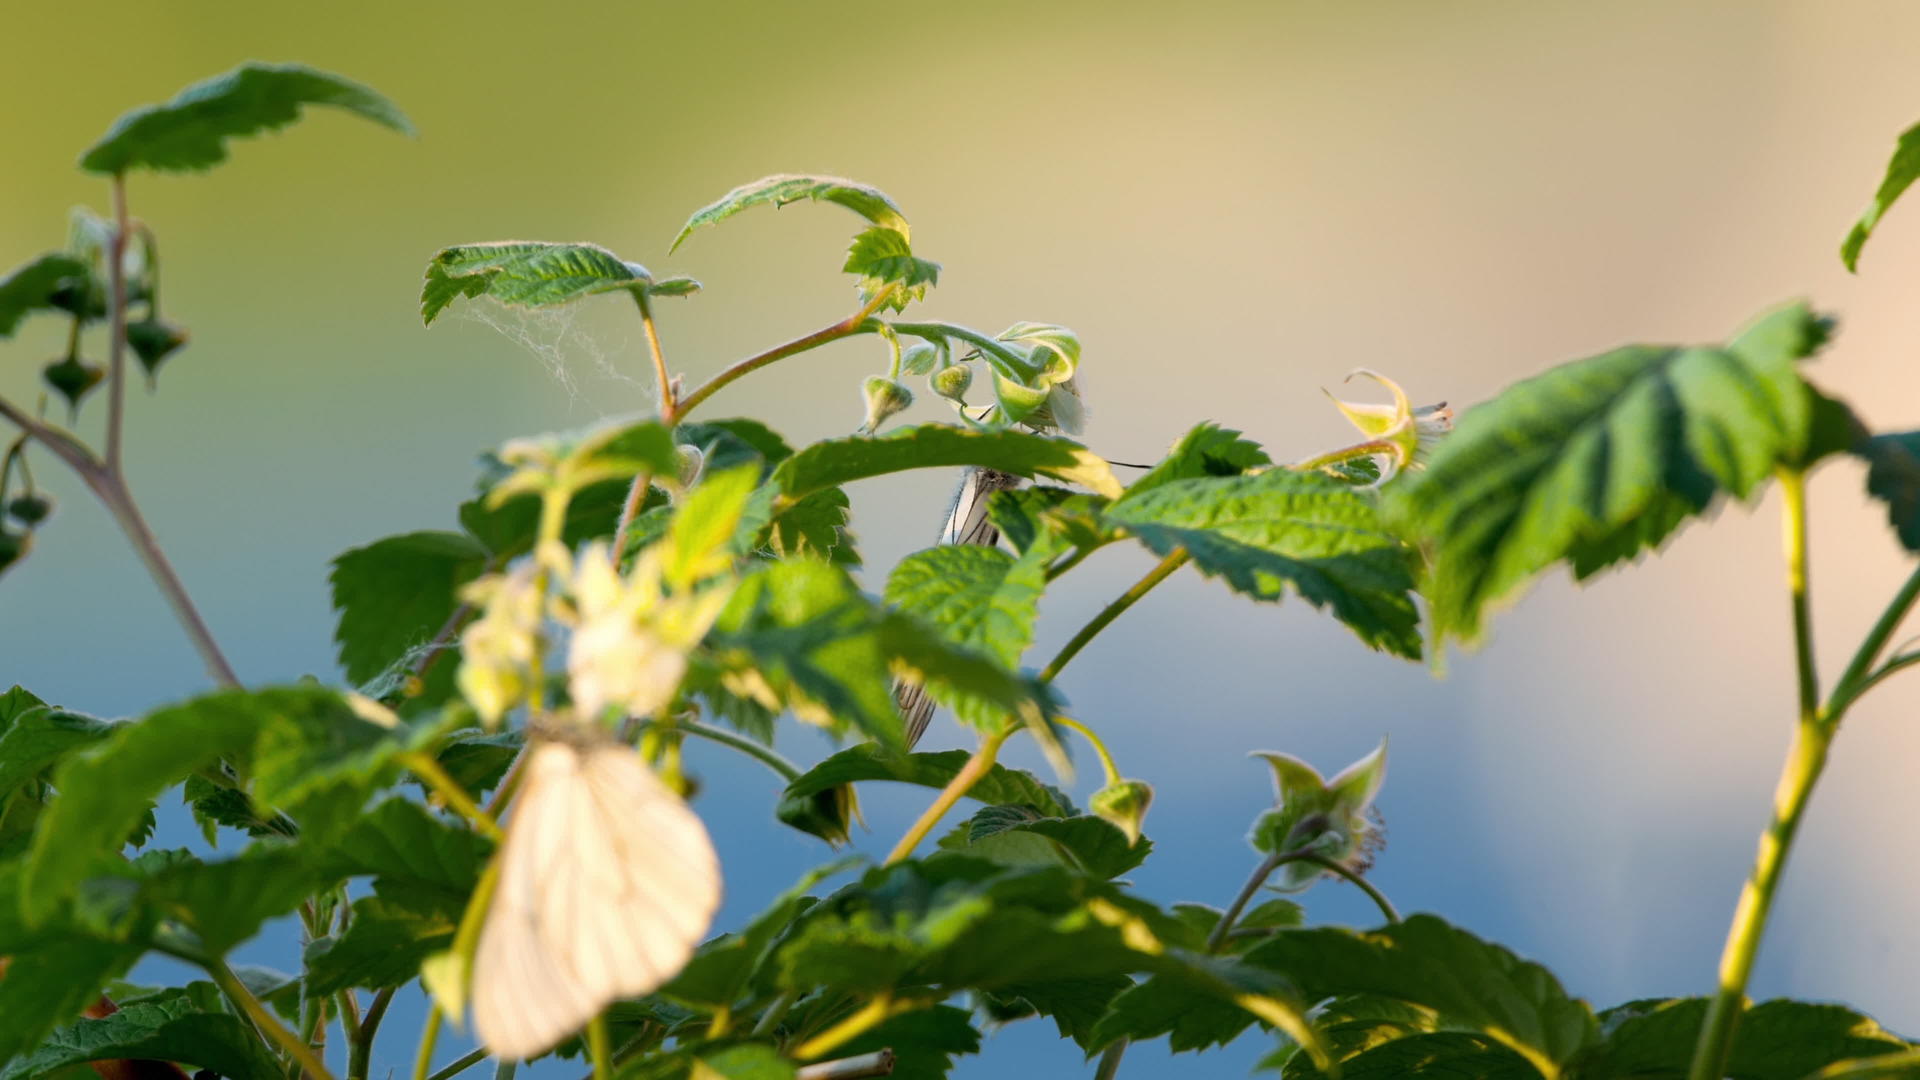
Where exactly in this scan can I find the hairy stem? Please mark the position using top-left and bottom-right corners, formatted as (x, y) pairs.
(1040, 550), (1189, 683)
(207, 958), (336, 1080)
(349, 987), (395, 1080)
(633, 290), (675, 422)
(885, 727), (1011, 864)
(1207, 850), (1286, 953)
(1054, 715), (1121, 786)
(1689, 467), (1825, 1080)
(1826, 562), (1920, 718)
(672, 291), (893, 423)
(1284, 851), (1401, 925)
(637, 718), (801, 781)
(424, 1048), (490, 1080)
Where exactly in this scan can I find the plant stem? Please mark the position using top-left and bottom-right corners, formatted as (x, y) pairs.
(672, 291), (893, 423)
(106, 175), (129, 475)
(1826, 562), (1920, 717)
(207, 957), (337, 1080)
(610, 469), (656, 570)
(1688, 467), (1826, 1080)
(793, 993), (923, 1061)
(350, 987), (395, 1080)
(1054, 715), (1121, 786)
(1093, 1044), (1128, 1080)
(425, 1048), (490, 1080)
(633, 291), (675, 422)
(752, 990), (797, 1037)
(638, 718), (801, 781)
(885, 727), (1011, 864)
(1040, 550), (1189, 683)
(1207, 850), (1286, 953)
(1283, 851), (1401, 925)
(413, 1007), (444, 1080)
(403, 751), (504, 840)
(588, 1014), (612, 1080)
(796, 1051), (897, 1080)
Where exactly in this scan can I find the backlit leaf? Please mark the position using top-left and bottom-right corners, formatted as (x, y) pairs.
(671, 174), (911, 252)
(422, 241), (650, 325)
(774, 424), (1123, 502)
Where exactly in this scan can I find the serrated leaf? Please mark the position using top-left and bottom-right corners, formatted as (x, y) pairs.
(0, 705), (113, 803)
(677, 418), (796, 470)
(885, 544), (1046, 669)
(773, 424), (1123, 503)
(22, 691), (266, 923)
(1243, 915), (1597, 1076)
(762, 487), (859, 566)
(981, 977), (1132, 1051)
(666, 858), (861, 1008)
(311, 795), (492, 912)
(0, 986), (283, 1080)
(138, 848), (322, 956)
(422, 241), (651, 325)
(1107, 470), (1422, 658)
(1387, 302), (1832, 648)
(249, 686), (457, 839)
(672, 174), (910, 252)
(985, 486), (1117, 559)
(458, 474), (634, 561)
(80, 62), (412, 175)
(945, 806), (1151, 880)
(182, 774), (276, 846)
(0, 861), (143, 1061)
(303, 895), (455, 997)
(1844, 120), (1920, 271)
(1860, 431), (1920, 552)
(1284, 1032), (1536, 1080)
(834, 1005), (982, 1080)
(432, 728), (524, 797)
(668, 465), (762, 587)
(780, 745), (1073, 819)
(1127, 423), (1273, 498)
(0, 253), (91, 338)
(844, 226), (939, 310)
(330, 530), (491, 685)
(1575, 997), (1912, 1080)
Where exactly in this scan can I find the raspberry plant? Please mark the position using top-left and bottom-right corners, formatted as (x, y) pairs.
(6, 61), (1920, 1080)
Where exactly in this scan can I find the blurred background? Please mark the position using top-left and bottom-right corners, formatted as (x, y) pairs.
(6, 1), (1920, 1075)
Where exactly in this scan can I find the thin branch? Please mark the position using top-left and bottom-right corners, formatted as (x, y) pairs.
(106, 176), (129, 474)
(672, 290), (893, 423)
(1039, 550), (1189, 682)
(206, 958), (336, 1080)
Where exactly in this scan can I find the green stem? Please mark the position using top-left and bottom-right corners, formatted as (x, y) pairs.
(636, 718), (801, 781)
(1054, 715), (1121, 786)
(1826, 562), (1920, 718)
(1040, 550), (1189, 683)
(1206, 850), (1285, 953)
(793, 993), (929, 1061)
(413, 1007), (444, 1080)
(634, 291), (675, 422)
(885, 727), (1011, 864)
(1093, 1043), (1128, 1080)
(206, 957), (337, 1080)
(403, 751), (504, 840)
(1688, 467), (1825, 1080)
(1284, 851), (1400, 925)
(589, 1013), (612, 1080)
(752, 990), (797, 1037)
(426, 1047), (491, 1080)
(672, 290), (893, 423)
(349, 987), (395, 1080)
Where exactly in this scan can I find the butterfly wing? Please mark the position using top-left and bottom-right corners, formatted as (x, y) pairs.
(473, 740), (721, 1058)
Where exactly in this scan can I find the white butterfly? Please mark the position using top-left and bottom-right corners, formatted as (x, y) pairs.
(472, 733), (722, 1059)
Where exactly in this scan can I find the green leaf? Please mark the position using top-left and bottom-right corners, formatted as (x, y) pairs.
(834, 1005), (982, 1080)
(876, 613), (1057, 736)
(1387, 302), (1832, 647)
(780, 745), (1073, 818)
(1284, 1032), (1537, 1080)
(0, 861), (143, 1061)
(304, 894), (455, 996)
(885, 544), (1047, 670)
(329, 530), (491, 685)
(668, 466), (762, 586)
(980, 977), (1132, 1052)
(1577, 997), (1912, 1080)
(688, 1046), (794, 1080)
(311, 796), (492, 913)
(1860, 431), (1920, 552)
(1127, 423), (1273, 498)
(1808, 1049), (1920, 1079)
(985, 486), (1117, 559)
(773, 424), (1123, 503)
(761, 487), (859, 566)
(0, 986), (283, 1080)
(1243, 915), (1598, 1075)
(458, 475), (634, 560)
(0, 705), (113, 803)
(22, 691), (264, 923)
(80, 62), (412, 175)
(941, 806), (1151, 880)
(1844, 120), (1920, 271)
(677, 418), (796, 470)
(843, 226), (940, 310)
(672, 174), (911, 252)
(1107, 470), (1421, 659)
(665, 858), (861, 1008)
(0, 254), (91, 338)
(138, 848), (321, 956)
(432, 728), (523, 796)
(421, 241), (650, 325)
(249, 687), (456, 839)
(182, 774), (276, 846)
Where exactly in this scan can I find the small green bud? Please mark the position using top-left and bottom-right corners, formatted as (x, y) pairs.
(672, 443), (706, 489)
(860, 375), (914, 433)
(126, 318), (189, 388)
(776, 783), (862, 847)
(930, 363), (973, 403)
(42, 356), (105, 416)
(1090, 778), (1154, 846)
(0, 528), (30, 575)
(6, 493), (54, 526)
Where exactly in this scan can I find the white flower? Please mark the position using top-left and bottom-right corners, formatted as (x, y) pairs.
(563, 543), (729, 723)
(456, 562), (544, 728)
(1318, 370), (1453, 482)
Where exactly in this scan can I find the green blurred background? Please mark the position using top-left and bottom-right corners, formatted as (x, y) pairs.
(7, 1), (1920, 1075)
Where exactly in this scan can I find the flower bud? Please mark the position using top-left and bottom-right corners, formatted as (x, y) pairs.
(126, 318), (189, 389)
(673, 443), (706, 490)
(6, 493), (53, 527)
(777, 783), (862, 847)
(43, 356), (104, 416)
(0, 528), (30, 576)
(1090, 778), (1154, 846)
(930, 363), (973, 403)
(860, 376), (914, 433)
